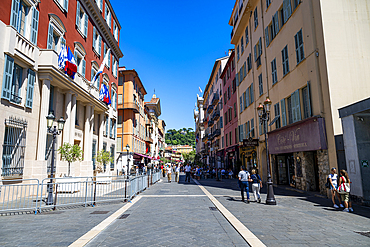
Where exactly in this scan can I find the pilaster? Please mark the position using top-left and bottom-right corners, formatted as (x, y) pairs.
(37, 78), (51, 161)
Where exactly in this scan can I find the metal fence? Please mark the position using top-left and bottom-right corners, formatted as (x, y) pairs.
(0, 171), (161, 214)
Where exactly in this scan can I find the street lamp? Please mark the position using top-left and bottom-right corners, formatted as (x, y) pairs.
(257, 97), (276, 205)
(45, 112), (65, 205)
(126, 144), (130, 179)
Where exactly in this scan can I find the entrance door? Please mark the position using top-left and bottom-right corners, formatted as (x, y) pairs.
(277, 155), (288, 184)
(287, 155), (295, 187)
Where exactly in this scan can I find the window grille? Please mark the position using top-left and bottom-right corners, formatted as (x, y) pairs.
(2, 117), (27, 177)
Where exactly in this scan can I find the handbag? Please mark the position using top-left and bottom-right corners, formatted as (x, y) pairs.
(338, 177), (350, 193)
(325, 177), (330, 189)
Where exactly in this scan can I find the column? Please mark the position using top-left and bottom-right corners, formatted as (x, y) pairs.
(83, 105), (91, 161)
(63, 92), (72, 144)
(69, 94), (77, 144)
(90, 105), (95, 145)
(98, 113), (105, 151)
(37, 78), (51, 161)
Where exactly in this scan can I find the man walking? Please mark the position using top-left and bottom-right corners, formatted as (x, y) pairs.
(175, 164), (180, 182)
(167, 165), (172, 183)
(184, 163), (191, 182)
(238, 166), (251, 203)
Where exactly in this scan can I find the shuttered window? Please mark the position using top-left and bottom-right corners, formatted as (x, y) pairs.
(258, 74), (263, 96)
(1, 55), (14, 101)
(302, 82), (312, 119)
(295, 29), (305, 64)
(271, 58), (277, 84)
(25, 69), (35, 108)
(30, 7), (39, 45)
(274, 103), (281, 129)
(254, 7), (258, 29)
(291, 89), (302, 123)
(251, 119), (255, 137)
(281, 99), (287, 127)
(282, 45), (289, 76)
(245, 26), (249, 45)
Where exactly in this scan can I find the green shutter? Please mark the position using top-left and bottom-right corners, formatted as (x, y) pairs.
(30, 7), (39, 45)
(47, 24), (54, 49)
(76, 1), (80, 29)
(243, 62), (247, 78)
(26, 69), (35, 108)
(295, 89), (301, 122)
(246, 88), (249, 107)
(254, 45), (257, 61)
(281, 98), (287, 126)
(1, 55), (14, 100)
(10, 0), (20, 28)
(274, 11), (279, 34)
(250, 83), (254, 103)
(265, 26), (270, 47)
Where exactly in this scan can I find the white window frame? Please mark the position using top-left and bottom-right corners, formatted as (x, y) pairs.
(54, 0), (68, 12)
(76, 1), (88, 38)
(74, 47), (86, 77)
(105, 2), (111, 28)
(47, 15), (66, 52)
(91, 62), (99, 88)
(104, 43), (111, 68)
(113, 20), (118, 41)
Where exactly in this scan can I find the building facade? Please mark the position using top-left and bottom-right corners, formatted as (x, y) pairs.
(229, 0), (370, 193)
(0, 0), (122, 181)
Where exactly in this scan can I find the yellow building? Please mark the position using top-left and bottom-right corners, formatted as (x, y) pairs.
(230, 0), (370, 194)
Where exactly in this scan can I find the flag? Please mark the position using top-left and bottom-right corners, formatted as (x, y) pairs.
(199, 87), (203, 93)
(92, 49), (110, 87)
(58, 44), (67, 70)
(65, 47), (77, 79)
(99, 83), (111, 105)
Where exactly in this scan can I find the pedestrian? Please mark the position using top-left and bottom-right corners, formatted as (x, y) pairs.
(328, 167), (344, 208)
(228, 169), (233, 179)
(175, 164), (180, 182)
(338, 169), (351, 212)
(238, 166), (251, 203)
(167, 165), (172, 183)
(250, 169), (262, 203)
(162, 165), (166, 177)
(184, 163), (191, 182)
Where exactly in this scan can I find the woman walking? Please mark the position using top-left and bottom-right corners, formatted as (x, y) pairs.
(250, 169), (262, 203)
(328, 167), (344, 208)
(338, 169), (351, 212)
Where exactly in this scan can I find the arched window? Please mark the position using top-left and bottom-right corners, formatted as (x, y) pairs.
(74, 42), (86, 78)
(47, 14), (66, 52)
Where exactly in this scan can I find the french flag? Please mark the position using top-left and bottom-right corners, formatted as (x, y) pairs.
(92, 49), (110, 87)
(65, 47), (77, 79)
(99, 83), (111, 105)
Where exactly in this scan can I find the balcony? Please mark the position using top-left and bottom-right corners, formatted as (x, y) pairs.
(123, 102), (140, 113)
(214, 129), (221, 137)
(211, 92), (219, 106)
(208, 120), (214, 126)
(207, 105), (214, 113)
(146, 136), (153, 143)
(230, 0), (251, 45)
(212, 110), (220, 121)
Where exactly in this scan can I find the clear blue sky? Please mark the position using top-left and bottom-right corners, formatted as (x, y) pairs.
(112, 0), (235, 131)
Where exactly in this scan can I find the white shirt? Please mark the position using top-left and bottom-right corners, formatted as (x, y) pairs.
(328, 174), (338, 186)
(176, 166), (180, 172)
(185, 165), (191, 172)
(238, 170), (250, 181)
(167, 167), (172, 174)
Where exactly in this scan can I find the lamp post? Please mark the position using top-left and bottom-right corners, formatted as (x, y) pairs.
(45, 112), (65, 205)
(257, 97), (276, 205)
(126, 144), (130, 179)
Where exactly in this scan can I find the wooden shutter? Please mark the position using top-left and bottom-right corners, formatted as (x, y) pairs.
(47, 24), (54, 49)
(281, 98), (287, 126)
(26, 69), (35, 108)
(76, 1), (81, 29)
(30, 7), (39, 45)
(307, 81), (312, 117)
(246, 87), (250, 107)
(250, 83), (254, 103)
(84, 12), (88, 37)
(258, 37), (262, 56)
(265, 26), (270, 47)
(247, 121), (250, 138)
(295, 89), (301, 121)
(254, 45), (257, 61)
(1, 55), (14, 100)
(274, 11), (279, 34)
(243, 62), (247, 78)
(10, 0), (20, 28)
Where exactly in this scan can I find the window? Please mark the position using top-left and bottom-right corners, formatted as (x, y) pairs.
(76, 1), (88, 38)
(105, 115), (108, 136)
(282, 45), (289, 76)
(74, 47), (86, 78)
(110, 145), (115, 169)
(91, 62), (99, 88)
(258, 73), (263, 96)
(254, 38), (262, 67)
(302, 83), (312, 119)
(245, 26), (249, 46)
(47, 21), (66, 52)
(112, 56), (118, 78)
(117, 137), (121, 153)
(105, 2), (111, 28)
(118, 75), (123, 86)
(274, 103), (281, 128)
(234, 103), (237, 117)
(233, 79), (236, 93)
(222, 136), (224, 148)
(225, 133), (228, 147)
(295, 29), (305, 64)
(271, 58), (277, 84)
(237, 45), (240, 61)
(96, 0), (103, 11)
(118, 94), (123, 105)
(229, 132), (232, 146)
(259, 118), (264, 135)
(247, 53), (252, 72)
(250, 119), (255, 138)
(239, 96), (243, 113)
(266, 0), (271, 8)
(104, 43), (111, 68)
(241, 37), (244, 54)
(93, 26), (102, 56)
(2, 117), (27, 177)
(283, 0), (292, 24)
(227, 86), (231, 100)
(293, 0), (300, 10)
(113, 20), (118, 41)
(10, 0), (39, 45)
(254, 7), (258, 29)
(272, 11), (280, 40)
(280, 99), (287, 126)
(54, 0), (69, 12)
(111, 86), (117, 110)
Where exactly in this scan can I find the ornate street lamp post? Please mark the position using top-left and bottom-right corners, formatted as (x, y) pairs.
(126, 144), (130, 179)
(257, 98), (276, 205)
(45, 113), (65, 205)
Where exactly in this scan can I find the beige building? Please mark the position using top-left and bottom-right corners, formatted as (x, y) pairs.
(230, 0), (370, 194)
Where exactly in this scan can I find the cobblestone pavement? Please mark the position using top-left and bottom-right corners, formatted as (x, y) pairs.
(1, 174), (370, 247)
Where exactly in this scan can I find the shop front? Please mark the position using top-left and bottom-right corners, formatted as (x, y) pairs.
(240, 137), (258, 173)
(268, 117), (328, 192)
(225, 145), (238, 171)
(216, 149), (224, 169)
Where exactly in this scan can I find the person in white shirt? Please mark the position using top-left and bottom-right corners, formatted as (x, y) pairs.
(175, 165), (180, 182)
(167, 165), (172, 183)
(328, 167), (343, 208)
(238, 166), (251, 203)
(184, 164), (191, 182)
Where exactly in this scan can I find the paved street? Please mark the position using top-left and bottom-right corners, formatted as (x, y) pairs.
(1, 174), (370, 246)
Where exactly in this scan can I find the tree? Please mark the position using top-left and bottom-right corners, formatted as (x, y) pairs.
(182, 150), (196, 165)
(58, 143), (83, 177)
(165, 128), (195, 146)
(94, 150), (114, 173)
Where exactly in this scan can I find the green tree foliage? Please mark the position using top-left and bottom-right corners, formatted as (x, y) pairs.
(165, 128), (195, 147)
(182, 150), (196, 165)
(94, 150), (114, 173)
(58, 143), (83, 176)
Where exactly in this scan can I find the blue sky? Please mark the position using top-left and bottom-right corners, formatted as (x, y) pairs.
(112, 0), (235, 131)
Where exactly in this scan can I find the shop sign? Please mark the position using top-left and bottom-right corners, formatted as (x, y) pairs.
(243, 137), (259, 147)
(268, 117), (327, 154)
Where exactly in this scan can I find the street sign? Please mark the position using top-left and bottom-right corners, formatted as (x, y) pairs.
(361, 160), (369, 168)
(243, 137), (259, 147)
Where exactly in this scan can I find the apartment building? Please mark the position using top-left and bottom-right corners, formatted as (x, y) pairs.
(0, 0), (122, 180)
(202, 56), (228, 168)
(220, 50), (239, 172)
(194, 94), (205, 158)
(230, 0), (370, 194)
(145, 93), (162, 166)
